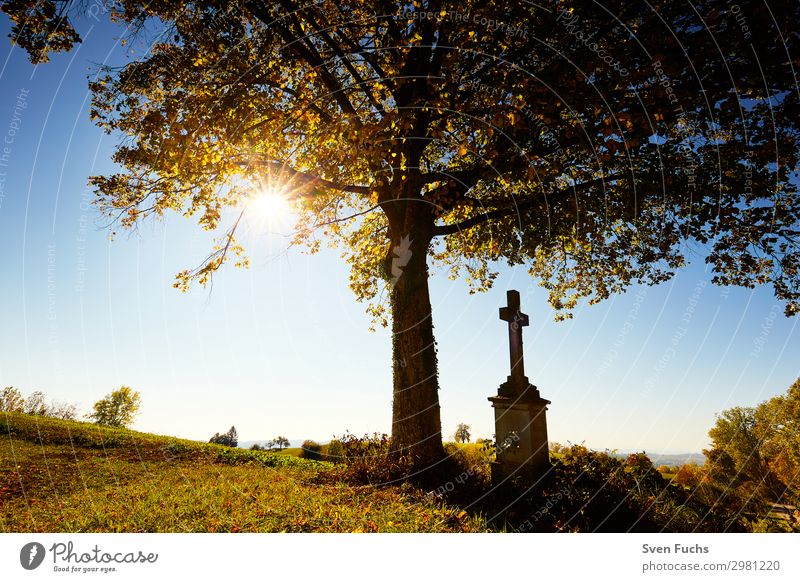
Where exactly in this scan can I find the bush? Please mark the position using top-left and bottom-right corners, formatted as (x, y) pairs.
(443, 442), (491, 485)
(300, 440), (322, 460)
(334, 432), (411, 485)
(325, 439), (345, 463)
(500, 445), (740, 533)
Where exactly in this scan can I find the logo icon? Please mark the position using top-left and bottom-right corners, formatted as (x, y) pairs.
(390, 234), (413, 288)
(20, 542), (46, 570)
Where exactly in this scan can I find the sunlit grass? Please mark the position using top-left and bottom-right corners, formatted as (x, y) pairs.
(0, 413), (485, 533)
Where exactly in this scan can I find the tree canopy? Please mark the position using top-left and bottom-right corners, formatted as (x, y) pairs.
(704, 378), (800, 509)
(6, 0), (798, 316)
(210, 425), (239, 447)
(0, 386), (25, 413)
(6, 0), (799, 467)
(89, 386), (141, 428)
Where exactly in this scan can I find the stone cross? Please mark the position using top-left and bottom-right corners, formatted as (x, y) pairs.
(499, 290), (529, 385)
(489, 289), (550, 487)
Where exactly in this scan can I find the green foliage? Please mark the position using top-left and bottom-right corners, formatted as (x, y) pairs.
(0, 387), (25, 413)
(300, 440), (322, 461)
(703, 378), (800, 518)
(89, 386), (141, 428)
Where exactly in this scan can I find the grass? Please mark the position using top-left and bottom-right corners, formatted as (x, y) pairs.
(0, 413), (486, 533)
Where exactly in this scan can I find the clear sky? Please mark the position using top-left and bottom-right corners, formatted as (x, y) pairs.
(0, 17), (797, 454)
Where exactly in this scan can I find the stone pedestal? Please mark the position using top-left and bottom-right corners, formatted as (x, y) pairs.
(489, 379), (550, 486)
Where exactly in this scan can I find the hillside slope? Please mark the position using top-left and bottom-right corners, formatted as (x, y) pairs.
(0, 413), (484, 533)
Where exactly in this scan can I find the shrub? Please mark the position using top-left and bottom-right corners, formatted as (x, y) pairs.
(325, 439), (345, 463)
(335, 432), (411, 485)
(300, 440), (322, 460)
(501, 445), (740, 533)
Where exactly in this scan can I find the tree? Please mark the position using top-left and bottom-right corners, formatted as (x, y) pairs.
(674, 463), (702, 488)
(704, 401), (789, 504)
(47, 401), (79, 421)
(454, 423), (471, 444)
(23, 391), (48, 416)
(0, 387), (25, 413)
(88, 386), (141, 428)
(209, 425), (238, 447)
(7, 1), (799, 470)
(273, 436), (290, 451)
(753, 378), (800, 501)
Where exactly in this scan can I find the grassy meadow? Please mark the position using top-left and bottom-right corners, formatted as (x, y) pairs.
(0, 413), (485, 533)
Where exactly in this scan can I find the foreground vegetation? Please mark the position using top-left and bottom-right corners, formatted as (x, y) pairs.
(4, 378), (798, 533)
(0, 413), (482, 533)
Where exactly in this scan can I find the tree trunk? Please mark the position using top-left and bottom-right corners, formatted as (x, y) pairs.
(388, 233), (445, 468)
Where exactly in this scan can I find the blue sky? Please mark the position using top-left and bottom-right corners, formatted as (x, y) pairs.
(0, 17), (797, 454)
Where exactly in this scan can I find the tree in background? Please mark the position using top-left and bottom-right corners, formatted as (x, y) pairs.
(0, 387), (25, 413)
(88, 386), (141, 428)
(753, 379), (800, 502)
(6, 1), (800, 470)
(674, 463), (702, 489)
(273, 436), (290, 451)
(47, 401), (79, 421)
(23, 391), (49, 416)
(454, 423), (471, 444)
(704, 379), (800, 510)
(210, 426), (238, 447)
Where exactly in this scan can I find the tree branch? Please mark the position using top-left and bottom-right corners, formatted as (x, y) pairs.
(242, 156), (370, 196)
(431, 174), (622, 236)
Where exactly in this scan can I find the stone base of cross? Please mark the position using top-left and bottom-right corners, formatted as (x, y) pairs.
(489, 290), (551, 487)
(488, 389), (551, 486)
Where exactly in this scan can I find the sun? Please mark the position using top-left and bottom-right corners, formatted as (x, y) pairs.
(249, 185), (290, 215)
